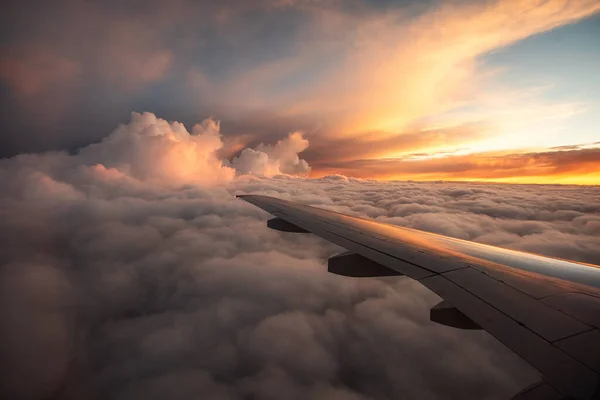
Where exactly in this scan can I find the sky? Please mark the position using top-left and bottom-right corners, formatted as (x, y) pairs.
(1, 0), (600, 184)
(2, 2), (600, 399)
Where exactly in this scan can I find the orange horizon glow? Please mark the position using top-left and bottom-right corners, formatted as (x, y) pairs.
(1, 0), (599, 186)
(310, 170), (600, 186)
(268, 0), (600, 185)
(308, 145), (600, 185)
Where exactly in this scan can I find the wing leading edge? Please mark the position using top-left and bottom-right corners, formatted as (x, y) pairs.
(238, 194), (600, 400)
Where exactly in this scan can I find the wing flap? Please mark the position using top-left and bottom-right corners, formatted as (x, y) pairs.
(441, 267), (591, 342)
(420, 275), (598, 399)
(542, 293), (600, 329)
(555, 329), (600, 374)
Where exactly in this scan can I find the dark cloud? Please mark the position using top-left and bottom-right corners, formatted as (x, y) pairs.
(3, 114), (600, 399)
(0, 0), (309, 156)
(549, 141), (600, 151)
(0, 0), (370, 156)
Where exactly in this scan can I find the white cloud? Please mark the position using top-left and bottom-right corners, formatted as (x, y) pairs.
(77, 112), (234, 186)
(231, 132), (311, 177)
(66, 112), (311, 187)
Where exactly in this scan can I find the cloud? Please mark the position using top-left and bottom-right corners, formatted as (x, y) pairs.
(0, 50), (82, 98)
(15, 112), (311, 187)
(313, 147), (600, 184)
(214, 0), (600, 136)
(2, 114), (600, 399)
(304, 123), (486, 164)
(77, 112), (236, 186)
(231, 132), (311, 177)
(2, 0), (599, 175)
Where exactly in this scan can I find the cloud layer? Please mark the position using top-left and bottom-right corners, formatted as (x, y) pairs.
(313, 146), (600, 184)
(2, 114), (599, 399)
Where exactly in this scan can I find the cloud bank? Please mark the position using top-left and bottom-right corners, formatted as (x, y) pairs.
(2, 114), (600, 399)
(312, 146), (600, 184)
(4, 112), (311, 189)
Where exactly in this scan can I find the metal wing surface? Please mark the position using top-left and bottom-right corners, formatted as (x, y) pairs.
(238, 195), (600, 400)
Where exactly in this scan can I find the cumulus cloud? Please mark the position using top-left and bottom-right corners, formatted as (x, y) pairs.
(2, 115), (600, 399)
(231, 132), (311, 177)
(15, 112), (312, 187)
(76, 112), (235, 186)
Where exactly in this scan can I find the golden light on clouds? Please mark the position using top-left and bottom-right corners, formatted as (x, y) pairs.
(1, 0), (599, 184)
(292, 0), (600, 135)
(311, 146), (600, 185)
(295, 0), (600, 184)
(205, 0), (600, 185)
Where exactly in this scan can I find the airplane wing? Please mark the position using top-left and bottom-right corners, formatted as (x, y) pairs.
(238, 195), (600, 400)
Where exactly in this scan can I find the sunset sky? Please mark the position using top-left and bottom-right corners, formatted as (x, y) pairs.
(3, 2), (600, 398)
(1, 0), (599, 184)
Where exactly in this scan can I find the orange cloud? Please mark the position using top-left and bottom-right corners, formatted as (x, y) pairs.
(329, 0), (600, 136)
(2, 0), (599, 179)
(311, 147), (600, 185)
(303, 123), (487, 162)
(213, 0), (600, 138)
(191, 0), (600, 184)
